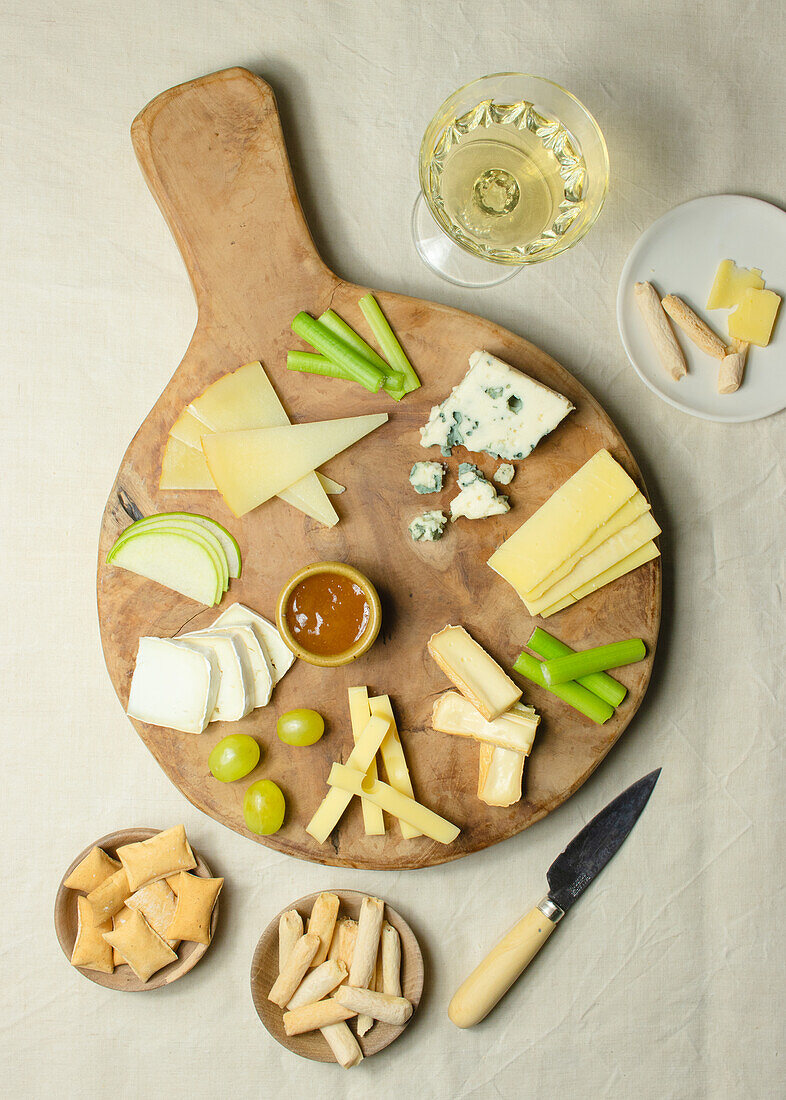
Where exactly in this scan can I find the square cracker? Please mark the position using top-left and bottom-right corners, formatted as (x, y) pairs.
(167, 872), (223, 945)
(71, 895), (114, 974)
(63, 847), (121, 893)
(102, 909), (177, 982)
(117, 825), (196, 892)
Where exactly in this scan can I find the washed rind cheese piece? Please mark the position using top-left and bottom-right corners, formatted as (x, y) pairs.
(127, 637), (219, 735)
(487, 449), (639, 596)
(432, 691), (539, 754)
(449, 463), (509, 521)
(187, 624), (273, 708)
(166, 872), (223, 945)
(420, 349), (573, 459)
(409, 461), (445, 494)
(102, 908), (177, 982)
(86, 867), (130, 923)
(177, 632), (254, 722)
(408, 510), (447, 541)
(427, 625), (521, 721)
(727, 288), (781, 347)
(210, 602), (294, 684)
(160, 436), (215, 490)
(202, 414), (388, 517)
(71, 895), (114, 973)
(706, 259), (765, 310)
(478, 742), (526, 807)
(126, 880), (180, 948)
(116, 824), (196, 893)
(538, 540), (660, 617)
(63, 846), (121, 893)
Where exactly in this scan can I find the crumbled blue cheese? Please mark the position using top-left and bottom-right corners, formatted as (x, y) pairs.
(408, 510), (447, 541)
(450, 464), (510, 521)
(419, 350), (573, 460)
(494, 463), (515, 485)
(409, 461), (445, 494)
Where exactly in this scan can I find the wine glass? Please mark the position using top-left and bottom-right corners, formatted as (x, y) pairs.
(412, 73), (610, 287)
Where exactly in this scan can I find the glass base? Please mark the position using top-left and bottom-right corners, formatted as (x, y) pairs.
(411, 192), (520, 288)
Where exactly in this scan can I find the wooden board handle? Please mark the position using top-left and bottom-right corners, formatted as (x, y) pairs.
(448, 901), (559, 1028)
(130, 68), (329, 321)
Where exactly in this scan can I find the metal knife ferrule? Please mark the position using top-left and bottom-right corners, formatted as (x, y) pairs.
(537, 896), (565, 923)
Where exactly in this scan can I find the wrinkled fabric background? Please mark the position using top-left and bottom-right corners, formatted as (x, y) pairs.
(1, 2), (784, 1097)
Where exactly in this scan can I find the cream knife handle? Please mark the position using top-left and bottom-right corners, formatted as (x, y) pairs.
(448, 897), (564, 1028)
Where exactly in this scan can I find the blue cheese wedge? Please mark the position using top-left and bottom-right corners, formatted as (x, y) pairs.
(420, 350), (573, 459)
(409, 461), (445, 494)
(408, 511), (447, 541)
(494, 462), (515, 485)
(450, 464), (510, 521)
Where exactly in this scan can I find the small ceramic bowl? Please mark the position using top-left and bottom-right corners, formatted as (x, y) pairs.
(275, 560), (382, 668)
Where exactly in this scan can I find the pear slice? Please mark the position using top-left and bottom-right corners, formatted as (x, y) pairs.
(118, 512), (240, 579)
(106, 529), (222, 605)
(110, 520), (228, 593)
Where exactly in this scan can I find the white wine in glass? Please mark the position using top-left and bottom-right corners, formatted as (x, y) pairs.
(413, 73), (609, 287)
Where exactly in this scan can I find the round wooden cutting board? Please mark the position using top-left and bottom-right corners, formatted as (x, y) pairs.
(97, 68), (661, 870)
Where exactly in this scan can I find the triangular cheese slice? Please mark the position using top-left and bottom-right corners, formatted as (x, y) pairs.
(169, 408), (210, 449)
(203, 414), (388, 517)
(188, 362), (338, 526)
(160, 436), (214, 490)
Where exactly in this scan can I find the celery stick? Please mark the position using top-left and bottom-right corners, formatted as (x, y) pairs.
(291, 313), (385, 393)
(319, 309), (406, 401)
(358, 293), (421, 394)
(541, 639), (647, 686)
(287, 351), (354, 380)
(528, 627), (627, 708)
(513, 652), (614, 725)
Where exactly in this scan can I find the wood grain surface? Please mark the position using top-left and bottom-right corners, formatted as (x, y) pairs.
(96, 68), (661, 869)
(250, 890), (423, 1064)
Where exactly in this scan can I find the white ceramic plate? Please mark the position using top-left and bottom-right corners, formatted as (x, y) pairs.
(617, 195), (786, 422)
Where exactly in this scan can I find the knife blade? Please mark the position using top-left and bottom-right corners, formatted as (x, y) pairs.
(448, 769), (661, 1028)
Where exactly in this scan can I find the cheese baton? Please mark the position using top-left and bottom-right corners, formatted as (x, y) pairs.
(369, 694), (422, 839)
(326, 765), (460, 844)
(348, 687), (385, 836)
(306, 715), (390, 844)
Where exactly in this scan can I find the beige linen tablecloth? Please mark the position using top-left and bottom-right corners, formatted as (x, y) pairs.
(2, 1), (784, 1097)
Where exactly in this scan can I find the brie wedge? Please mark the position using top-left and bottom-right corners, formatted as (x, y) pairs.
(127, 637), (219, 735)
(186, 623), (273, 708)
(210, 602), (295, 683)
(177, 632), (254, 722)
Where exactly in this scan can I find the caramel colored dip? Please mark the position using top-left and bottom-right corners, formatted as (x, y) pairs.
(285, 571), (371, 656)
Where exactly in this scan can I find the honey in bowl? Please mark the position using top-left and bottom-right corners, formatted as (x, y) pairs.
(285, 571), (372, 658)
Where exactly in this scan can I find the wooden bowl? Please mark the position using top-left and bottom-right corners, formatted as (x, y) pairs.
(250, 889), (423, 1063)
(54, 827), (219, 991)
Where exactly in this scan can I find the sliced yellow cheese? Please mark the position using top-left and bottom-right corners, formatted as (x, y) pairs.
(369, 694), (421, 840)
(316, 473), (345, 495)
(488, 449), (638, 596)
(159, 436), (215, 490)
(540, 540), (660, 617)
(525, 492), (650, 601)
(707, 259), (764, 310)
(478, 743), (525, 807)
(305, 715), (391, 844)
(326, 764), (460, 844)
(169, 408), (210, 450)
(348, 687), (384, 836)
(189, 362), (339, 527)
(432, 691), (539, 754)
(727, 288), (781, 347)
(202, 414), (388, 518)
(427, 625), (521, 721)
(525, 511), (662, 615)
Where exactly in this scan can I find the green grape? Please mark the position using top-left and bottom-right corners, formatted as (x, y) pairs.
(208, 734), (260, 783)
(277, 708), (325, 747)
(243, 779), (286, 835)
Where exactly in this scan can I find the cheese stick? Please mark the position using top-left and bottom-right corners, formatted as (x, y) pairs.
(348, 686), (385, 835)
(306, 714), (391, 844)
(661, 294), (727, 359)
(268, 932), (320, 1007)
(381, 922), (402, 997)
(478, 742), (526, 807)
(278, 910), (303, 973)
(321, 1022), (363, 1068)
(718, 339), (749, 394)
(634, 281), (687, 380)
(286, 960), (347, 1010)
(349, 897), (384, 989)
(369, 694), (421, 840)
(327, 765), (460, 844)
(307, 892), (340, 968)
(334, 985), (413, 1026)
(283, 998), (356, 1036)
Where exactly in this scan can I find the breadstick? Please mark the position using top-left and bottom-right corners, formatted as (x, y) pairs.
(283, 998), (356, 1036)
(307, 892), (340, 968)
(718, 339), (750, 394)
(327, 917), (357, 976)
(278, 910), (303, 973)
(381, 922), (402, 997)
(286, 960), (347, 1010)
(348, 897), (384, 988)
(356, 942), (381, 1038)
(333, 985), (413, 1026)
(321, 1022), (363, 1069)
(634, 282), (687, 381)
(661, 294), (727, 359)
(268, 932), (320, 1007)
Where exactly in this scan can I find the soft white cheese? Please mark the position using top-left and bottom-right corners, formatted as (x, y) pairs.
(210, 602), (295, 684)
(127, 637), (219, 735)
(186, 624), (273, 708)
(420, 349), (573, 460)
(450, 464), (510, 521)
(177, 632), (253, 722)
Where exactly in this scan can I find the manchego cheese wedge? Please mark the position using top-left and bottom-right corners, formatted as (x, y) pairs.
(160, 436), (215, 491)
(202, 414), (388, 517)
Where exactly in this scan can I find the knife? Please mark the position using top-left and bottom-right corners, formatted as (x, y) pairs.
(448, 768), (661, 1028)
